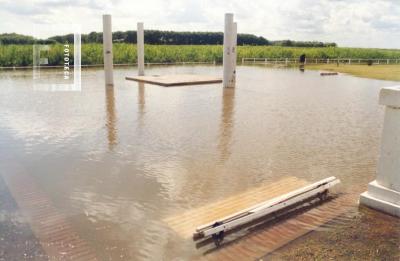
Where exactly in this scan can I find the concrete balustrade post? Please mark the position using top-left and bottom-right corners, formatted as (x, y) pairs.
(137, 22), (145, 76)
(103, 15), (114, 86)
(360, 86), (400, 217)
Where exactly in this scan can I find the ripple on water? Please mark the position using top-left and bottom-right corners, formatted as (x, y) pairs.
(0, 66), (398, 259)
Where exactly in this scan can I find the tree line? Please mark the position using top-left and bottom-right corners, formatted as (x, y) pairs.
(0, 32), (336, 47)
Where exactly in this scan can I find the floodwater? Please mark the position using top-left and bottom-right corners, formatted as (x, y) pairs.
(0, 65), (399, 260)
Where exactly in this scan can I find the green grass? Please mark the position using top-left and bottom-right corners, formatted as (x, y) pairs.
(1, 43), (400, 67)
(306, 64), (400, 81)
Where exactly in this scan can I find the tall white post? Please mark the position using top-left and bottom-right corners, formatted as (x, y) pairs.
(231, 22), (237, 87)
(137, 22), (145, 76)
(223, 13), (236, 88)
(103, 14), (113, 86)
(360, 86), (400, 217)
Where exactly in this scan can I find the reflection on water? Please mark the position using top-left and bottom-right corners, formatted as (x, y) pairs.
(105, 86), (118, 150)
(0, 65), (399, 260)
(138, 82), (145, 114)
(218, 88), (235, 162)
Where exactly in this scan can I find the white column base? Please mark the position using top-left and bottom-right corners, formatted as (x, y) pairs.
(360, 180), (400, 217)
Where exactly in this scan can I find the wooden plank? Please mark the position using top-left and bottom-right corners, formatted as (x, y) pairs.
(320, 71), (339, 76)
(125, 74), (222, 87)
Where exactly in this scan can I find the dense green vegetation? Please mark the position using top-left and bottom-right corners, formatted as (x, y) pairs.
(1, 43), (400, 67)
(272, 40), (336, 47)
(0, 33), (56, 45)
(49, 31), (271, 45)
(1, 32), (336, 47)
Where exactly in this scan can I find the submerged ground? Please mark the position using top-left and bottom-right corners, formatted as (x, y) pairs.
(267, 206), (399, 260)
(0, 65), (399, 260)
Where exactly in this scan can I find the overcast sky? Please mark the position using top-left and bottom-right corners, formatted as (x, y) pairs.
(0, 0), (399, 48)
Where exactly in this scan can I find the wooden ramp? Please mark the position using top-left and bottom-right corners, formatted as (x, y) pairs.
(125, 74), (222, 87)
(163, 176), (309, 239)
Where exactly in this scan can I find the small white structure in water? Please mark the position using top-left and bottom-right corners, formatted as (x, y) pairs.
(360, 86), (400, 217)
(223, 13), (237, 88)
(103, 14), (114, 86)
(137, 22), (145, 76)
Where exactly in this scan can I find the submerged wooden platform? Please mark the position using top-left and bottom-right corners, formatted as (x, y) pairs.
(125, 74), (222, 87)
(202, 194), (353, 261)
(164, 176), (352, 260)
(1, 162), (97, 260)
(164, 177), (309, 239)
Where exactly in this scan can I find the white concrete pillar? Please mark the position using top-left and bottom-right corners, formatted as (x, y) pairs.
(103, 14), (113, 86)
(231, 22), (237, 86)
(360, 86), (400, 217)
(223, 13), (236, 88)
(137, 22), (145, 76)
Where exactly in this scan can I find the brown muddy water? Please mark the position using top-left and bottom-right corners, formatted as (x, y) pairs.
(0, 65), (399, 260)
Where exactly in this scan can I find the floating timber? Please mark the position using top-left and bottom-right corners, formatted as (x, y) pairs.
(320, 71), (339, 76)
(125, 74), (222, 87)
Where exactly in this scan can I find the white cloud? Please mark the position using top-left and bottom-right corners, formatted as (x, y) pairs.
(0, 0), (399, 48)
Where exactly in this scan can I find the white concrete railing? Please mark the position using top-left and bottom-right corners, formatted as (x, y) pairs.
(360, 86), (400, 217)
(242, 58), (400, 65)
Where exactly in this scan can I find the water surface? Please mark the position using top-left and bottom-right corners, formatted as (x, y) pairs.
(0, 65), (398, 259)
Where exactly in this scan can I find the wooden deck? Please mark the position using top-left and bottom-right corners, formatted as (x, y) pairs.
(125, 74), (222, 87)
